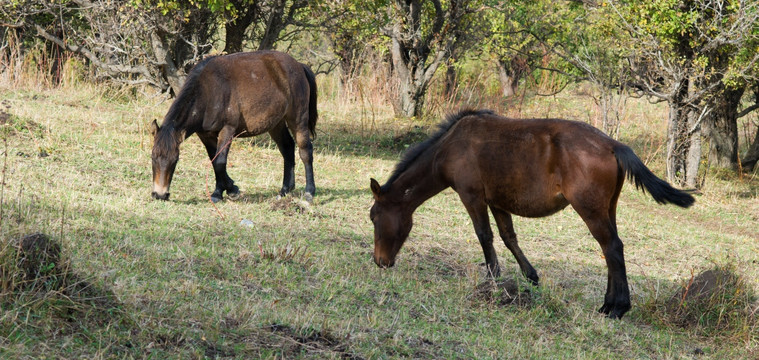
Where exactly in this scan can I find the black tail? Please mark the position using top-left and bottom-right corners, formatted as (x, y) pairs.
(614, 145), (695, 207)
(303, 64), (318, 138)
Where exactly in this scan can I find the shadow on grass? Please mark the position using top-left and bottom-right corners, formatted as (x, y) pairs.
(171, 186), (369, 207)
(246, 125), (432, 161)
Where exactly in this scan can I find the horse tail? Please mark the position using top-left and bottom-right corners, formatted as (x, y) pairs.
(614, 145), (695, 207)
(303, 64), (318, 139)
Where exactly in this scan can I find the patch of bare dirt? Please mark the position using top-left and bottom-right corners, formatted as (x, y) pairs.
(270, 195), (313, 215)
(246, 323), (361, 359)
(471, 277), (532, 306)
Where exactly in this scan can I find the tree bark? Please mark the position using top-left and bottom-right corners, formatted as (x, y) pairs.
(685, 103), (701, 187)
(666, 82), (689, 185)
(705, 85), (743, 170)
(496, 57), (523, 98)
(741, 126), (759, 171)
(385, 0), (469, 118)
(150, 30), (185, 94)
(223, 1), (258, 54)
(444, 58), (457, 98)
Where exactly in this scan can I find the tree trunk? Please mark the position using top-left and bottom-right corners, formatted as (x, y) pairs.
(742, 126), (759, 171)
(150, 31), (185, 94)
(684, 76), (702, 187)
(396, 75), (425, 118)
(497, 58), (520, 98)
(666, 83), (689, 185)
(389, 33), (430, 118)
(444, 59), (457, 98)
(685, 103), (701, 187)
(599, 89), (616, 138)
(385, 0), (469, 119)
(223, 1), (258, 54)
(706, 86), (743, 170)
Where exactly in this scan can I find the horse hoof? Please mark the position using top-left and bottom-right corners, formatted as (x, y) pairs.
(227, 190), (241, 201)
(211, 195), (223, 203)
(598, 304), (612, 315)
(302, 193), (313, 204)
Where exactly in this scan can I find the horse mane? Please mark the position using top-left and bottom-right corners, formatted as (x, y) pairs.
(381, 109), (494, 191)
(162, 55), (218, 129)
(154, 56), (218, 157)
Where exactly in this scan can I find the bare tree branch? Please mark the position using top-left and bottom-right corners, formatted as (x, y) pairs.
(35, 24), (153, 79)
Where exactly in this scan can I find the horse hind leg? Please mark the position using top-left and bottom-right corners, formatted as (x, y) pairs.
(293, 118), (315, 202)
(490, 206), (539, 285)
(572, 203), (631, 319)
(269, 123), (296, 197)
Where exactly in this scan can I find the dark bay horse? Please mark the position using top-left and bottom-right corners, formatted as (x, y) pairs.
(151, 51), (318, 203)
(369, 109), (694, 319)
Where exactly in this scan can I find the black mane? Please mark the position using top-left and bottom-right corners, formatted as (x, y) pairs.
(381, 109), (494, 191)
(154, 56), (219, 156)
(162, 55), (218, 129)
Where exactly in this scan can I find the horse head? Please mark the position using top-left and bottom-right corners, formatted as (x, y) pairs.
(150, 119), (183, 201)
(369, 178), (413, 268)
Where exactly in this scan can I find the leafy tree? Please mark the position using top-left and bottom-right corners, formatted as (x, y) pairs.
(312, 0), (386, 83)
(4, 0), (217, 93)
(381, 0), (480, 118)
(5, 0), (314, 94)
(217, 0), (311, 54)
(484, 1), (547, 98)
(608, 0), (759, 185)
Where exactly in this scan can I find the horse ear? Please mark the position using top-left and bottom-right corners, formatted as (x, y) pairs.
(370, 178), (382, 199)
(151, 119), (160, 136)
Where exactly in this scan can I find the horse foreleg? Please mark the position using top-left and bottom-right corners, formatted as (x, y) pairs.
(459, 193), (500, 278)
(269, 124), (296, 197)
(200, 128), (238, 203)
(490, 207), (539, 285)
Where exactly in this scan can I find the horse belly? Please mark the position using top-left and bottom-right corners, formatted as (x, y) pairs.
(487, 179), (570, 218)
(238, 97), (289, 136)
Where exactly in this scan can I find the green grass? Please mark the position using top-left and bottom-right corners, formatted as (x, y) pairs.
(0, 80), (757, 359)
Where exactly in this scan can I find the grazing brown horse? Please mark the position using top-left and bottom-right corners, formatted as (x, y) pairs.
(369, 109), (694, 319)
(151, 51), (318, 202)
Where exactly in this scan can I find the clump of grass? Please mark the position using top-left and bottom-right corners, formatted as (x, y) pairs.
(640, 261), (758, 341)
(261, 241), (314, 268)
(1, 232), (129, 339)
(269, 195), (313, 215)
(1, 233), (63, 295)
(471, 277), (533, 307)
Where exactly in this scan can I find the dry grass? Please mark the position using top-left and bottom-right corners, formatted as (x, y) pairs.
(0, 56), (757, 358)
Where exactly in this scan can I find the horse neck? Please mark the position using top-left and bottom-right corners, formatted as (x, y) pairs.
(157, 121), (186, 149)
(386, 152), (447, 212)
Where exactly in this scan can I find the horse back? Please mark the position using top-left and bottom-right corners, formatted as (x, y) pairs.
(192, 51), (311, 136)
(438, 115), (621, 217)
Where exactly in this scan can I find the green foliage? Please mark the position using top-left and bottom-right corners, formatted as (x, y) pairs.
(312, 0), (388, 63)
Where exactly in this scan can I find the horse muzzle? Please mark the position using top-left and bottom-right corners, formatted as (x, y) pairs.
(151, 191), (170, 201)
(373, 254), (395, 268)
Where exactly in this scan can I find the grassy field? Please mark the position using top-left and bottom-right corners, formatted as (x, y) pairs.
(0, 76), (757, 359)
